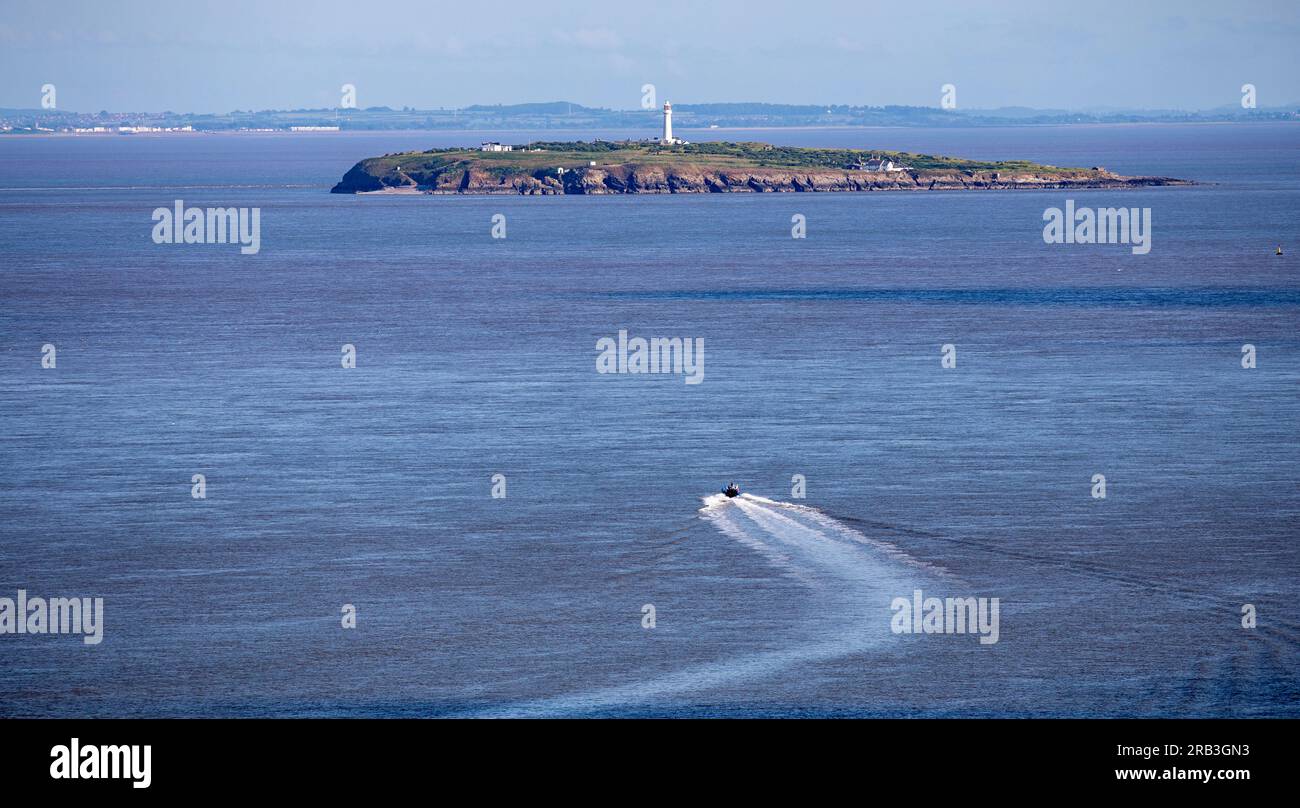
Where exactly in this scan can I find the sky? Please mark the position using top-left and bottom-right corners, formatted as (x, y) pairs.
(1, 0), (1297, 113)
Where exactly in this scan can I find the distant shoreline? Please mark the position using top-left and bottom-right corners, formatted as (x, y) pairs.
(4, 119), (1296, 139)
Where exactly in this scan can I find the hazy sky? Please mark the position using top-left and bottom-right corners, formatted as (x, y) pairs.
(2, 0), (1297, 112)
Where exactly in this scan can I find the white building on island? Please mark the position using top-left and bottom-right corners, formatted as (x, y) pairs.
(660, 102), (686, 145)
(854, 156), (908, 172)
(480, 141), (513, 152)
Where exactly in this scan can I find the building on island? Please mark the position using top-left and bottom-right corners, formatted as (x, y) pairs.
(849, 155), (909, 172)
(659, 102), (686, 145)
(481, 142), (512, 152)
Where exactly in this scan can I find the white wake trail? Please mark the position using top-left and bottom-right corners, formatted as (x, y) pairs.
(715, 494), (951, 580)
(476, 493), (948, 717)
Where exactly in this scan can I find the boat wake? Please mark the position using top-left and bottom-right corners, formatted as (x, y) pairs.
(476, 493), (948, 717)
(699, 492), (948, 591)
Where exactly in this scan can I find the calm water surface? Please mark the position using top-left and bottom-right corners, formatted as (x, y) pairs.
(1, 123), (1297, 716)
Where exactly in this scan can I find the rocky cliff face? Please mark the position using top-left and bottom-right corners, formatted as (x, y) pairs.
(331, 161), (1189, 195)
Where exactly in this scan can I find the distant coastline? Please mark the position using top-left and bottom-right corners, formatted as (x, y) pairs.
(3, 100), (1297, 135)
(5, 121), (1294, 140)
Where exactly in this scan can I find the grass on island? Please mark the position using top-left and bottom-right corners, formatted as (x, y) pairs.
(366, 140), (1083, 176)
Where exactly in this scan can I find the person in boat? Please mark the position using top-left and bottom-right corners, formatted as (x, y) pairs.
(724, 482), (740, 498)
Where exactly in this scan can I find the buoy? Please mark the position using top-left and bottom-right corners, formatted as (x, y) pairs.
(1277, 246), (1284, 256)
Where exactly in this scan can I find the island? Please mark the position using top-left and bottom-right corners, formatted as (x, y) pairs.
(330, 141), (1190, 195)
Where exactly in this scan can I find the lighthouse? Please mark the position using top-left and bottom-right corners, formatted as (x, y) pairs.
(653, 101), (686, 145)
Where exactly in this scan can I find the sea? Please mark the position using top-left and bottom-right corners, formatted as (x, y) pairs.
(0, 122), (1297, 717)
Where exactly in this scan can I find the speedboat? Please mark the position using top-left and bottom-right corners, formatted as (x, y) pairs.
(723, 482), (740, 498)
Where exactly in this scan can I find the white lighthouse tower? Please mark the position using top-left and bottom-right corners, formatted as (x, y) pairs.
(661, 101), (683, 145)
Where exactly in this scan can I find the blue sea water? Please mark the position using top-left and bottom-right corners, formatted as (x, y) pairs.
(0, 123), (1297, 717)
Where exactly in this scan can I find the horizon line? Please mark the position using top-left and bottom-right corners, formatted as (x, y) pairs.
(6, 101), (1300, 117)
